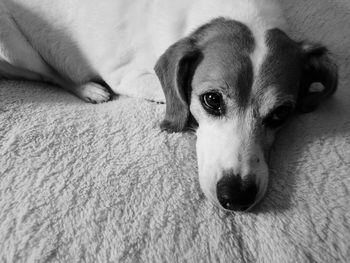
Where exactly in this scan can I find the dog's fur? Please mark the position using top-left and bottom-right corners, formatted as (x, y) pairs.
(0, 0), (338, 211)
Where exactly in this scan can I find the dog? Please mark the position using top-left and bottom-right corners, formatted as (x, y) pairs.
(0, 0), (338, 211)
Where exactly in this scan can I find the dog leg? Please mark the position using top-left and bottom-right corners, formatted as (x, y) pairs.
(68, 82), (112, 103)
(104, 71), (165, 103)
(0, 59), (112, 103)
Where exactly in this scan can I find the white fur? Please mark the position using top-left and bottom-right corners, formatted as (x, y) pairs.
(0, 0), (286, 101)
(196, 120), (242, 204)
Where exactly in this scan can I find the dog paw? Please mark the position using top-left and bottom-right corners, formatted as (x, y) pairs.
(78, 82), (112, 103)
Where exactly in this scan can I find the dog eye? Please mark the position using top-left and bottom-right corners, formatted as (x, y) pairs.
(201, 92), (224, 115)
(264, 105), (293, 128)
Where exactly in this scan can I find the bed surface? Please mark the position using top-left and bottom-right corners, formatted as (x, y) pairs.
(0, 0), (349, 262)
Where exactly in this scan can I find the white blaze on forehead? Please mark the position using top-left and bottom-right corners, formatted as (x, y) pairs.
(185, 0), (288, 77)
(241, 1), (288, 78)
(245, 0), (288, 77)
(249, 29), (268, 78)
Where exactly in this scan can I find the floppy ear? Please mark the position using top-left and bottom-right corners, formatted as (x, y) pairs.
(297, 44), (338, 113)
(154, 38), (201, 132)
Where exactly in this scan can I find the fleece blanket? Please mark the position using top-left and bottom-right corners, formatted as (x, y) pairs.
(0, 0), (349, 262)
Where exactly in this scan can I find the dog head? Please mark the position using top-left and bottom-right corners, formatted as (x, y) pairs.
(155, 18), (338, 211)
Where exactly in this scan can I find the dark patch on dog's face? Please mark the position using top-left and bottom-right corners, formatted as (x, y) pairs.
(256, 29), (303, 104)
(247, 29), (304, 151)
(247, 28), (337, 152)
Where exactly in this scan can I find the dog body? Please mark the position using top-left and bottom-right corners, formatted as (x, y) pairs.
(0, 0), (284, 102)
(0, 0), (337, 211)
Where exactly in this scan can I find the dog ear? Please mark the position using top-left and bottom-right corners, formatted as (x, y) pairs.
(155, 38), (202, 132)
(297, 43), (338, 113)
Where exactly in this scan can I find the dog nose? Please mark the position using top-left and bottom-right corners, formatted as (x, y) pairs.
(216, 174), (258, 211)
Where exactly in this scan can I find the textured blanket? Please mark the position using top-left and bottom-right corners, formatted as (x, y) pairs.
(0, 0), (349, 262)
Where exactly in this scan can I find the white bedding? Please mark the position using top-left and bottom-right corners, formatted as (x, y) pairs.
(0, 0), (349, 262)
